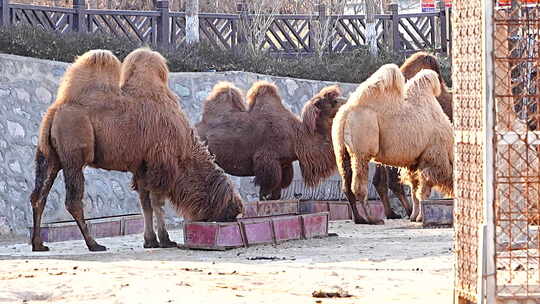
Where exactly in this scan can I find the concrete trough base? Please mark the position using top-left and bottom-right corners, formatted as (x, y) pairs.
(183, 212), (329, 250)
(28, 214), (144, 243)
(421, 199), (454, 228)
(299, 200), (386, 222)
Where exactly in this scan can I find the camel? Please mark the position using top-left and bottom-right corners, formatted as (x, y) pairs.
(332, 64), (453, 225)
(195, 81), (345, 200)
(372, 51), (453, 220)
(29, 48), (244, 252)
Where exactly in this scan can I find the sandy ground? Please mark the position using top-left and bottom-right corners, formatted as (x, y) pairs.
(0, 219), (454, 304)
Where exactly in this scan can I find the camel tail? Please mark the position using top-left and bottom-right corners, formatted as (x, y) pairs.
(37, 107), (57, 159)
(332, 105), (351, 183)
(246, 80), (281, 110)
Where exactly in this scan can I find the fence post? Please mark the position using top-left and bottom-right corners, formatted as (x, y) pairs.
(236, 2), (248, 46)
(389, 3), (400, 54)
(0, 0), (9, 27)
(185, 0), (199, 44)
(438, 0), (448, 54)
(156, 0), (170, 48)
(72, 0), (86, 33)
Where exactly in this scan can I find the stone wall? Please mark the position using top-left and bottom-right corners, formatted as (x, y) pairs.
(0, 53), (404, 236)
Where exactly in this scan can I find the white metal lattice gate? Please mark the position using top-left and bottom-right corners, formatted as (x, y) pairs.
(454, 0), (540, 303)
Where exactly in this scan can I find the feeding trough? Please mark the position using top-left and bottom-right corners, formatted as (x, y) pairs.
(421, 199), (454, 228)
(28, 214), (144, 243)
(299, 200), (386, 222)
(183, 212), (329, 250)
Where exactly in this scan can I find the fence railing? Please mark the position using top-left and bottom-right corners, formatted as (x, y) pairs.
(0, 0), (452, 56)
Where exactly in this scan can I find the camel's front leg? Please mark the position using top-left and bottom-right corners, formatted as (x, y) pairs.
(253, 151), (282, 201)
(150, 192), (177, 248)
(408, 173), (421, 222)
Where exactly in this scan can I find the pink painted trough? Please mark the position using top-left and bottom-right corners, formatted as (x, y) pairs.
(28, 214), (144, 243)
(421, 199), (454, 228)
(183, 212), (329, 250)
(243, 200), (386, 222)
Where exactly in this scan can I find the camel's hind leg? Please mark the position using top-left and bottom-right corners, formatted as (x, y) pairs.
(150, 193), (177, 248)
(137, 186), (159, 248)
(339, 152), (369, 224)
(350, 155), (384, 225)
(373, 165), (401, 219)
(30, 150), (60, 251)
(63, 167), (106, 251)
(387, 167), (412, 216)
(268, 163), (294, 200)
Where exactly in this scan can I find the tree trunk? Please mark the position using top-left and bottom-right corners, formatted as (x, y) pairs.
(185, 0), (199, 44)
(365, 0), (380, 56)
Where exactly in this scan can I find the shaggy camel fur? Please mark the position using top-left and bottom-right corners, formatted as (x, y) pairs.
(332, 64), (453, 224)
(196, 81), (345, 200)
(373, 51), (453, 220)
(30, 48), (243, 252)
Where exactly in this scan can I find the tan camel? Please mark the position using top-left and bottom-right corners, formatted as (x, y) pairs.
(332, 64), (453, 224)
(29, 48), (244, 252)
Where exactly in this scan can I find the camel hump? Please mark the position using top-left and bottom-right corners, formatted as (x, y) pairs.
(203, 81), (246, 113)
(56, 49), (121, 104)
(405, 69), (442, 98)
(246, 81), (282, 110)
(120, 47), (170, 88)
(317, 85), (342, 101)
(353, 63), (405, 105)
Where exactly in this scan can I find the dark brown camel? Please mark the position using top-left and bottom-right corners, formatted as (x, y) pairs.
(372, 51), (453, 220)
(29, 48), (243, 252)
(195, 81), (345, 200)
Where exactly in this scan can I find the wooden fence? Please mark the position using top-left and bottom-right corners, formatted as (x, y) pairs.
(0, 0), (452, 56)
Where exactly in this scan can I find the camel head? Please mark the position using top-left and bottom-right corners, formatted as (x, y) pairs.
(400, 51), (442, 82)
(301, 85), (345, 135)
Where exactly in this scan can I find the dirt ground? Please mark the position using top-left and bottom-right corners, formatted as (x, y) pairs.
(0, 219), (453, 304)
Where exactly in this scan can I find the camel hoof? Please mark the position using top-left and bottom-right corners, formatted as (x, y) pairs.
(353, 218), (369, 225)
(89, 244), (107, 252)
(415, 215), (423, 223)
(372, 219), (385, 225)
(32, 244), (49, 252)
(159, 240), (177, 248)
(144, 239), (160, 248)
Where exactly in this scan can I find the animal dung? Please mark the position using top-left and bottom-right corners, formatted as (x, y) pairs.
(183, 212), (329, 250)
(421, 199), (454, 228)
(27, 214), (144, 243)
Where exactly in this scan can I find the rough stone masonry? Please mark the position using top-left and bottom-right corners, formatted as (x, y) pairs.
(0, 53), (407, 235)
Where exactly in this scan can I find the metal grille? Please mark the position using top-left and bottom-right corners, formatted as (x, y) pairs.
(492, 3), (540, 301)
(452, 0), (485, 300)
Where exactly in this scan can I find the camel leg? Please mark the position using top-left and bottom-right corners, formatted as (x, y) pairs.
(414, 182), (433, 222)
(373, 165), (401, 219)
(387, 167), (412, 216)
(30, 150), (60, 252)
(253, 152), (282, 201)
(351, 156), (384, 225)
(137, 186), (159, 248)
(150, 193), (177, 248)
(268, 163), (294, 200)
(339, 153), (369, 224)
(63, 168), (106, 251)
(408, 174), (421, 222)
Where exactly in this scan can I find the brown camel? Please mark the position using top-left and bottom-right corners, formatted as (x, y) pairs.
(332, 64), (453, 225)
(373, 51), (453, 220)
(195, 81), (345, 200)
(29, 48), (243, 252)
